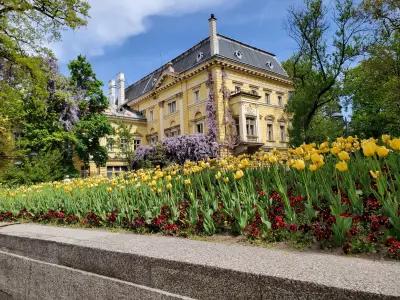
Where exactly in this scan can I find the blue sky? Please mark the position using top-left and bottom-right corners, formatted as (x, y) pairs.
(55, 0), (299, 89)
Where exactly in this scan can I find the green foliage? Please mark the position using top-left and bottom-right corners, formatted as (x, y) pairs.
(284, 0), (365, 145)
(68, 55), (109, 114)
(74, 114), (112, 167)
(68, 55), (112, 167)
(1, 150), (73, 185)
(344, 32), (400, 138)
(0, 117), (14, 171)
(114, 121), (138, 170)
(0, 0), (90, 183)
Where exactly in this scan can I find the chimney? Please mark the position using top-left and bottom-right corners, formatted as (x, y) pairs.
(116, 72), (125, 107)
(166, 62), (175, 73)
(209, 14), (219, 56)
(108, 79), (116, 109)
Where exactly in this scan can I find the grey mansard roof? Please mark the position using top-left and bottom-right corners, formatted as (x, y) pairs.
(125, 35), (288, 103)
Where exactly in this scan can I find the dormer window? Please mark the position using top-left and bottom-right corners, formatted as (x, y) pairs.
(196, 52), (204, 62)
(151, 78), (157, 86)
(234, 50), (243, 59)
(266, 61), (274, 69)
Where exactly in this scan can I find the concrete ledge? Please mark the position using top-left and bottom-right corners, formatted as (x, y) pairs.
(0, 250), (191, 300)
(0, 224), (399, 299)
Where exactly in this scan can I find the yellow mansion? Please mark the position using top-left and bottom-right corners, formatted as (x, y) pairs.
(82, 15), (293, 177)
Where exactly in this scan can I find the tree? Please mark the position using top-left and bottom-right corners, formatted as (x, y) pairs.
(362, 0), (400, 36)
(0, 0), (89, 54)
(343, 3), (400, 138)
(0, 116), (13, 172)
(69, 55), (112, 167)
(114, 122), (138, 171)
(285, 0), (366, 144)
(0, 0), (89, 180)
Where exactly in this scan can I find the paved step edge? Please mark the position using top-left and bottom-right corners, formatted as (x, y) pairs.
(0, 250), (192, 300)
(0, 232), (397, 300)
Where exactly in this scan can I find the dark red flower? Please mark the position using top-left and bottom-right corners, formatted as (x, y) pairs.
(367, 233), (378, 243)
(289, 224), (298, 232)
(274, 215), (286, 229)
(107, 212), (117, 223)
(340, 212), (352, 218)
(162, 223), (179, 233)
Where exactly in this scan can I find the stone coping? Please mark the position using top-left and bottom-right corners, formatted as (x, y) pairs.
(0, 224), (399, 299)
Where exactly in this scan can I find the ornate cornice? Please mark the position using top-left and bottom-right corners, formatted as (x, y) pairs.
(125, 57), (292, 107)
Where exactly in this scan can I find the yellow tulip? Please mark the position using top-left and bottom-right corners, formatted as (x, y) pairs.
(268, 155), (278, 163)
(319, 141), (329, 150)
(215, 171), (222, 180)
(311, 153), (324, 164)
(376, 146), (389, 158)
(338, 151), (350, 161)
(335, 161), (348, 172)
(292, 159), (305, 171)
(369, 170), (380, 179)
(309, 164), (318, 172)
(389, 138), (400, 151)
(184, 179), (191, 186)
(223, 177), (230, 183)
(362, 140), (377, 157)
(330, 146), (340, 155)
(166, 183), (173, 190)
(234, 169), (244, 180)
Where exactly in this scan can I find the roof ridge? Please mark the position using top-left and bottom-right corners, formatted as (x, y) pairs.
(125, 37), (210, 93)
(217, 34), (276, 57)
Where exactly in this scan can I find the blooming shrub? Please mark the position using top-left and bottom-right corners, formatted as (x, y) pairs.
(163, 135), (219, 164)
(133, 144), (170, 169)
(133, 134), (219, 167)
(1, 135), (400, 259)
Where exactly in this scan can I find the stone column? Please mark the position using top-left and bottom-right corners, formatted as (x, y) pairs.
(178, 94), (184, 135)
(239, 104), (247, 142)
(159, 101), (165, 140)
(256, 110), (261, 143)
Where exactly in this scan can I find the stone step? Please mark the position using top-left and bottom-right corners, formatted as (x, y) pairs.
(0, 250), (191, 300)
(0, 224), (399, 299)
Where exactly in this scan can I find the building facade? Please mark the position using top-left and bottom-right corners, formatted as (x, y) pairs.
(79, 15), (293, 177)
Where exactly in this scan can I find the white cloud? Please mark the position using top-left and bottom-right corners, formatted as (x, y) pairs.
(52, 0), (232, 62)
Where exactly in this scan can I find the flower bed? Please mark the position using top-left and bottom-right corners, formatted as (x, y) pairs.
(1, 136), (400, 258)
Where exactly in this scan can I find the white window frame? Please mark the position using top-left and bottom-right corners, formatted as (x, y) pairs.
(194, 90), (200, 103)
(280, 124), (286, 142)
(267, 123), (274, 141)
(265, 93), (270, 104)
(107, 166), (128, 178)
(246, 117), (256, 137)
(133, 139), (141, 150)
(168, 101), (177, 114)
(278, 95), (283, 106)
(195, 121), (204, 134)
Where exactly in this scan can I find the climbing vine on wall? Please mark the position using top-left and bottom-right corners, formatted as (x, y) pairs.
(221, 69), (239, 149)
(206, 71), (218, 143)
